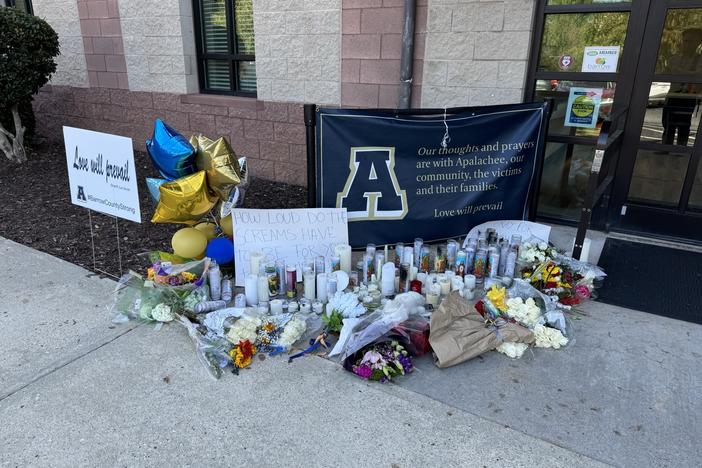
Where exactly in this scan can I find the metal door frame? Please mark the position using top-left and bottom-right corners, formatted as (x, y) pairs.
(524, 0), (649, 230)
(610, 0), (702, 242)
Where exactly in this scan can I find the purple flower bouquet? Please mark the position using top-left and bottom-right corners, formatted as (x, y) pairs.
(346, 340), (413, 383)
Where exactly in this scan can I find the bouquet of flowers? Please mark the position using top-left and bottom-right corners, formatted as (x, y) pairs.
(146, 256), (209, 291)
(347, 340), (413, 383)
(229, 340), (257, 370)
(225, 314), (307, 352)
(519, 241), (558, 264)
(522, 260), (590, 307)
(324, 291), (367, 333)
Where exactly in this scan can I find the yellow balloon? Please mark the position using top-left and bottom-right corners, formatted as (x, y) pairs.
(171, 227), (208, 259)
(151, 171), (217, 225)
(190, 134), (241, 201)
(221, 214), (233, 238)
(194, 222), (218, 240)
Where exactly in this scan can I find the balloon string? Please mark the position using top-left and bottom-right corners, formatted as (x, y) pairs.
(441, 107), (451, 149)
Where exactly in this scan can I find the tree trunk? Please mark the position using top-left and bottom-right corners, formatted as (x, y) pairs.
(0, 104), (27, 163)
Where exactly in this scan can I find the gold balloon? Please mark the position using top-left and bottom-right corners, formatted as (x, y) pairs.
(194, 222), (218, 240)
(190, 134), (241, 201)
(151, 171), (217, 224)
(221, 214), (233, 238)
(171, 227), (208, 260)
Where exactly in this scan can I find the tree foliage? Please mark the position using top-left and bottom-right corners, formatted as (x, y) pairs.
(0, 7), (59, 162)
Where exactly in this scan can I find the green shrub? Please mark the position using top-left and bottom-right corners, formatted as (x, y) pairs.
(0, 7), (59, 161)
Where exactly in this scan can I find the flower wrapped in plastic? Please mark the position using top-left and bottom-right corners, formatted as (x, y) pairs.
(343, 340), (413, 383)
(323, 291), (367, 333)
(177, 315), (232, 379)
(330, 292), (424, 361)
(518, 240), (558, 264)
(111, 256), (211, 323)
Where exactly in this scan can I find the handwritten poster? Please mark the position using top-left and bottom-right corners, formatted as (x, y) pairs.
(63, 126), (141, 222)
(232, 208), (349, 286)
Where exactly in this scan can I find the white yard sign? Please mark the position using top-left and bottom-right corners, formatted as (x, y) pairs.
(63, 127), (141, 223)
(233, 208), (349, 286)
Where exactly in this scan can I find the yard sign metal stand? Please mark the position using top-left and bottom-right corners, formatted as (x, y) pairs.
(87, 209), (124, 280)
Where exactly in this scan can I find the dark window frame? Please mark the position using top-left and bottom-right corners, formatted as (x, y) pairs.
(524, 1), (639, 225)
(192, 0), (256, 97)
(4, 0), (33, 14)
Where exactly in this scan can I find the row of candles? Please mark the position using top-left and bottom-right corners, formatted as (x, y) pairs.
(240, 230), (523, 310)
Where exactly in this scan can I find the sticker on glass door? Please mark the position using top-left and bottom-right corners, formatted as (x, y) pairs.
(582, 46), (620, 73)
(565, 87), (603, 129)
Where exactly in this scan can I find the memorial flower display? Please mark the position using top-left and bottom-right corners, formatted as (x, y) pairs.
(110, 138), (605, 380)
(349, 341), (413, 383)
(519, 242), (557, 264)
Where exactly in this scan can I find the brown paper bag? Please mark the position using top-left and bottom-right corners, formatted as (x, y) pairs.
(429, 292), (534, 368)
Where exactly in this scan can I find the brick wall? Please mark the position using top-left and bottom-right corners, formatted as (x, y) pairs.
(341, 0), (427, 108)
(32, 0), (89, 87)
(34, 86), (308, 186)
(77, 0), (129, 89)
(253, 0), (342, 105)
(421, 0), (534, 108)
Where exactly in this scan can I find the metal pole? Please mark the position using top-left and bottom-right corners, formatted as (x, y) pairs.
(398, 0), (416, 109)
(528, 99), (553, 220)
(304, 103), (317, 208)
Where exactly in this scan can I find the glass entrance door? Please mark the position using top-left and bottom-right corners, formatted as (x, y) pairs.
(613, 1), (702, 241)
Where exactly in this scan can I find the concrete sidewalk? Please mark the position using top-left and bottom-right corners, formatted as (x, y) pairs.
(0, 237), (698, 467)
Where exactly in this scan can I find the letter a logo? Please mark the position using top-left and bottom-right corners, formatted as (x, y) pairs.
(77, 186), (87, 201)
(336, 147), (408, 221)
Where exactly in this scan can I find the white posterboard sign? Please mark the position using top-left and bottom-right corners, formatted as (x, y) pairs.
(462, 220), (551, 248)
(581, 46), (620, 73)
(233, 208), (349, 286)
(63, 126), (141, 222)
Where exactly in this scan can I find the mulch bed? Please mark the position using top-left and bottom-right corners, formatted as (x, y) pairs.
(0, 141), (307, 276)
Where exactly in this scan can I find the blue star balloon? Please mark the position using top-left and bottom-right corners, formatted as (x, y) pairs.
(146, 177), (167, 204)
(146, 119), (196, 180)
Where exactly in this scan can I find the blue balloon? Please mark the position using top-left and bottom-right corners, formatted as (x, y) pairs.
(206, 237), (234, 265)
(146, 177), (167, 204)
(146, 119), (196, 180)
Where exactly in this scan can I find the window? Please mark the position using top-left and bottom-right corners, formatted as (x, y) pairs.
(525, 1), (634, 222)
(3, 0), (33, 14)
(193, 0), (256, 96)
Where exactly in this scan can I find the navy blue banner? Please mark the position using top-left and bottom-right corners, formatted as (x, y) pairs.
(316, 103), (549, 247)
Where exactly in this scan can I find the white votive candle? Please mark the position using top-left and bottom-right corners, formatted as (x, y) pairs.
(316, 273), (328, 303)
(426, 291), (439, 306)
(439, 277), (451, 296)
(304, 271), (316, 300)
(464, 274), (476, 290)
(335, 244), (352, 274)
(244, 273), (258, 306)
(257, 275), (268, 304)
(249, 251), (264, 275)
(381, 263), (396, 296)
(270, 299), (284, 314)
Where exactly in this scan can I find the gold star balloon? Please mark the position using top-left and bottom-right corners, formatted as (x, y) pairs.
(190, 134), (241, 201)
(151, 171), (217, 225)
